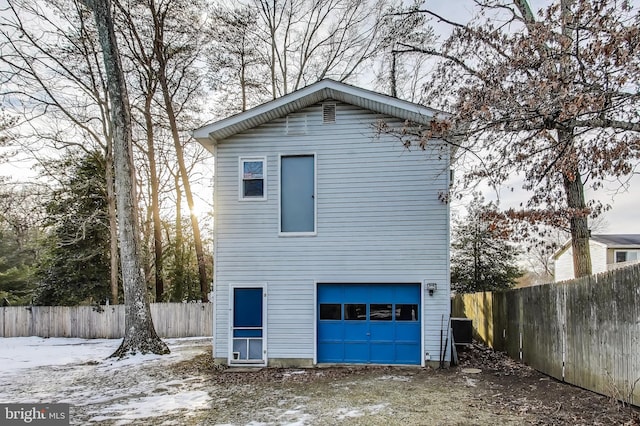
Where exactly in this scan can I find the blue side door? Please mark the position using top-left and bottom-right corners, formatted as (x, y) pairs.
(317, 283), (421, 365)
(232, 287), (264, 364)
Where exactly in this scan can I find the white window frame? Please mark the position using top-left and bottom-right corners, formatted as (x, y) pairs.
(278, 153), (317, 237)
(239, 156), (267, 201)
(614, 250), (639, 263)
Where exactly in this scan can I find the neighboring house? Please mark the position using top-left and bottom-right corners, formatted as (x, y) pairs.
(193, 79), (452, 367)
(552, 234), (640, 282)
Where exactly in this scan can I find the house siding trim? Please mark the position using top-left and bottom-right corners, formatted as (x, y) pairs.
(211, 143), (219, 358)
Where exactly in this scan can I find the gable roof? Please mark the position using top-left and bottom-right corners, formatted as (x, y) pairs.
(193, 79), (446, 151)
(590, 234), (640, 247)
(552, 234), (640, 260)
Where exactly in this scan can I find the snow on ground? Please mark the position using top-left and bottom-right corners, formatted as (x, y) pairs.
(0, 337), (120, 371)
(0, 337), (212, 425)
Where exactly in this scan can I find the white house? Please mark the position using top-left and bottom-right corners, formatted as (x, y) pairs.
(552, 234), (640, 282)
(193, 79), (453, 367)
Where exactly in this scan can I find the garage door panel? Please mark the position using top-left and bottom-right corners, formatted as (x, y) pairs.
(317, 283), (421, 365)
(369, 322), (394, 340)
(369, 285), (393, 301)
(344, 322), (367, 340)
(370, 343), (395, 363)
(318, 322), (343, 340)
(395, 343), (421, 364)
(318, 342), (343, 363)
(396, 323), (420, 341)
(394, 284), (421, 302)
(344, 343), (368, 362)
(318, 285), (344, 303)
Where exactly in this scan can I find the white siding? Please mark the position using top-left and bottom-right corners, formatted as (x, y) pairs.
(212, 101), (451, 363)
(554, 246), (575, 282)
(554, 241), (607, 281)
(590, 243), (607, 274)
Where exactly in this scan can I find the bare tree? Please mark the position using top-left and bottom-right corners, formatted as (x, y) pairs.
(116, 0), (167, 301)
(0, 0), (120, 302)
(81, 0), (168, 356)
(248, 0), (389, 98)
(208, 4), (269, 114)
(393, 0), (640, 278)
(114, 0), (210, 301)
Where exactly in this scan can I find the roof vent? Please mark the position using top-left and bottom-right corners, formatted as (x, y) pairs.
(322, 103), (336, 124)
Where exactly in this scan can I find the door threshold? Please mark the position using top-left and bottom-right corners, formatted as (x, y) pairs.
(224, 367), (265, 373)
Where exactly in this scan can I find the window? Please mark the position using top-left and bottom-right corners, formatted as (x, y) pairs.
(240, 157), (266, 200)
(280, 154), (316, 234)
(370, 304), (392, 321)
(319, 304), (341, 320)
(395, 304), (418, 321)
(344, 304), (366, 320)
(615, 250), (639, 263)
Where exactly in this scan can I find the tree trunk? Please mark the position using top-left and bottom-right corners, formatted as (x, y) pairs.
(174, 172), (184, 300)
(390, 50), (397, 98)
(151, 0), (209, 301)
(83, 0), (168, 357)
(557, 2), (590, 278)
(143, 96), (164, 302)
(559, 129), (592, 278)
(105, 139), (120, 303)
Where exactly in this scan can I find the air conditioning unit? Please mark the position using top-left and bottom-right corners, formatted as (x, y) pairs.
(451, 318), (473, 348)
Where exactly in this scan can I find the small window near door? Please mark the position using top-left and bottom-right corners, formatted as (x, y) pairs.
(320, 304), (341, 320)
(240, 157), (266, 200)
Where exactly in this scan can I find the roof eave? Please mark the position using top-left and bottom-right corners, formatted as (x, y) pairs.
(192, 79), (445, 145)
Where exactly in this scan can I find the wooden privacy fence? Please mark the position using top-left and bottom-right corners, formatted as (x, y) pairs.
(452, 263), (640, 407)
(0, 303), (212, 338)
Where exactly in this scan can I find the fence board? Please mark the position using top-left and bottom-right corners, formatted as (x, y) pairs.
(0, 303), (212, 339)
(452, 263), (640, 407)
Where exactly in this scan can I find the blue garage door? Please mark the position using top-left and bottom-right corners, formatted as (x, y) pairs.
(317, 283), (421, 365)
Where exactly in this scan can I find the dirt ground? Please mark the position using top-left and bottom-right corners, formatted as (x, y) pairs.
(3, 338), (639, 425)
(173, 343), (639, 426)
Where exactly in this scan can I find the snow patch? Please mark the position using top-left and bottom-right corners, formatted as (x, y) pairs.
(0, 337), (212, 424)
(282, 370), (307, 377)
(0, 337), (119, 372)
(336, 403), (389, 420)
(378, 374), (412, 382)
(88, 390), (210, 424)
(336, 408), (364, 420)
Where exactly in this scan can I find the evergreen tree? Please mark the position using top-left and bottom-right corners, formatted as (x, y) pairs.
(0, 184), (42, 305)
(0, 222), (38, 305)
(35, 152), (113, 305)
(451, 194), (523, 293)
